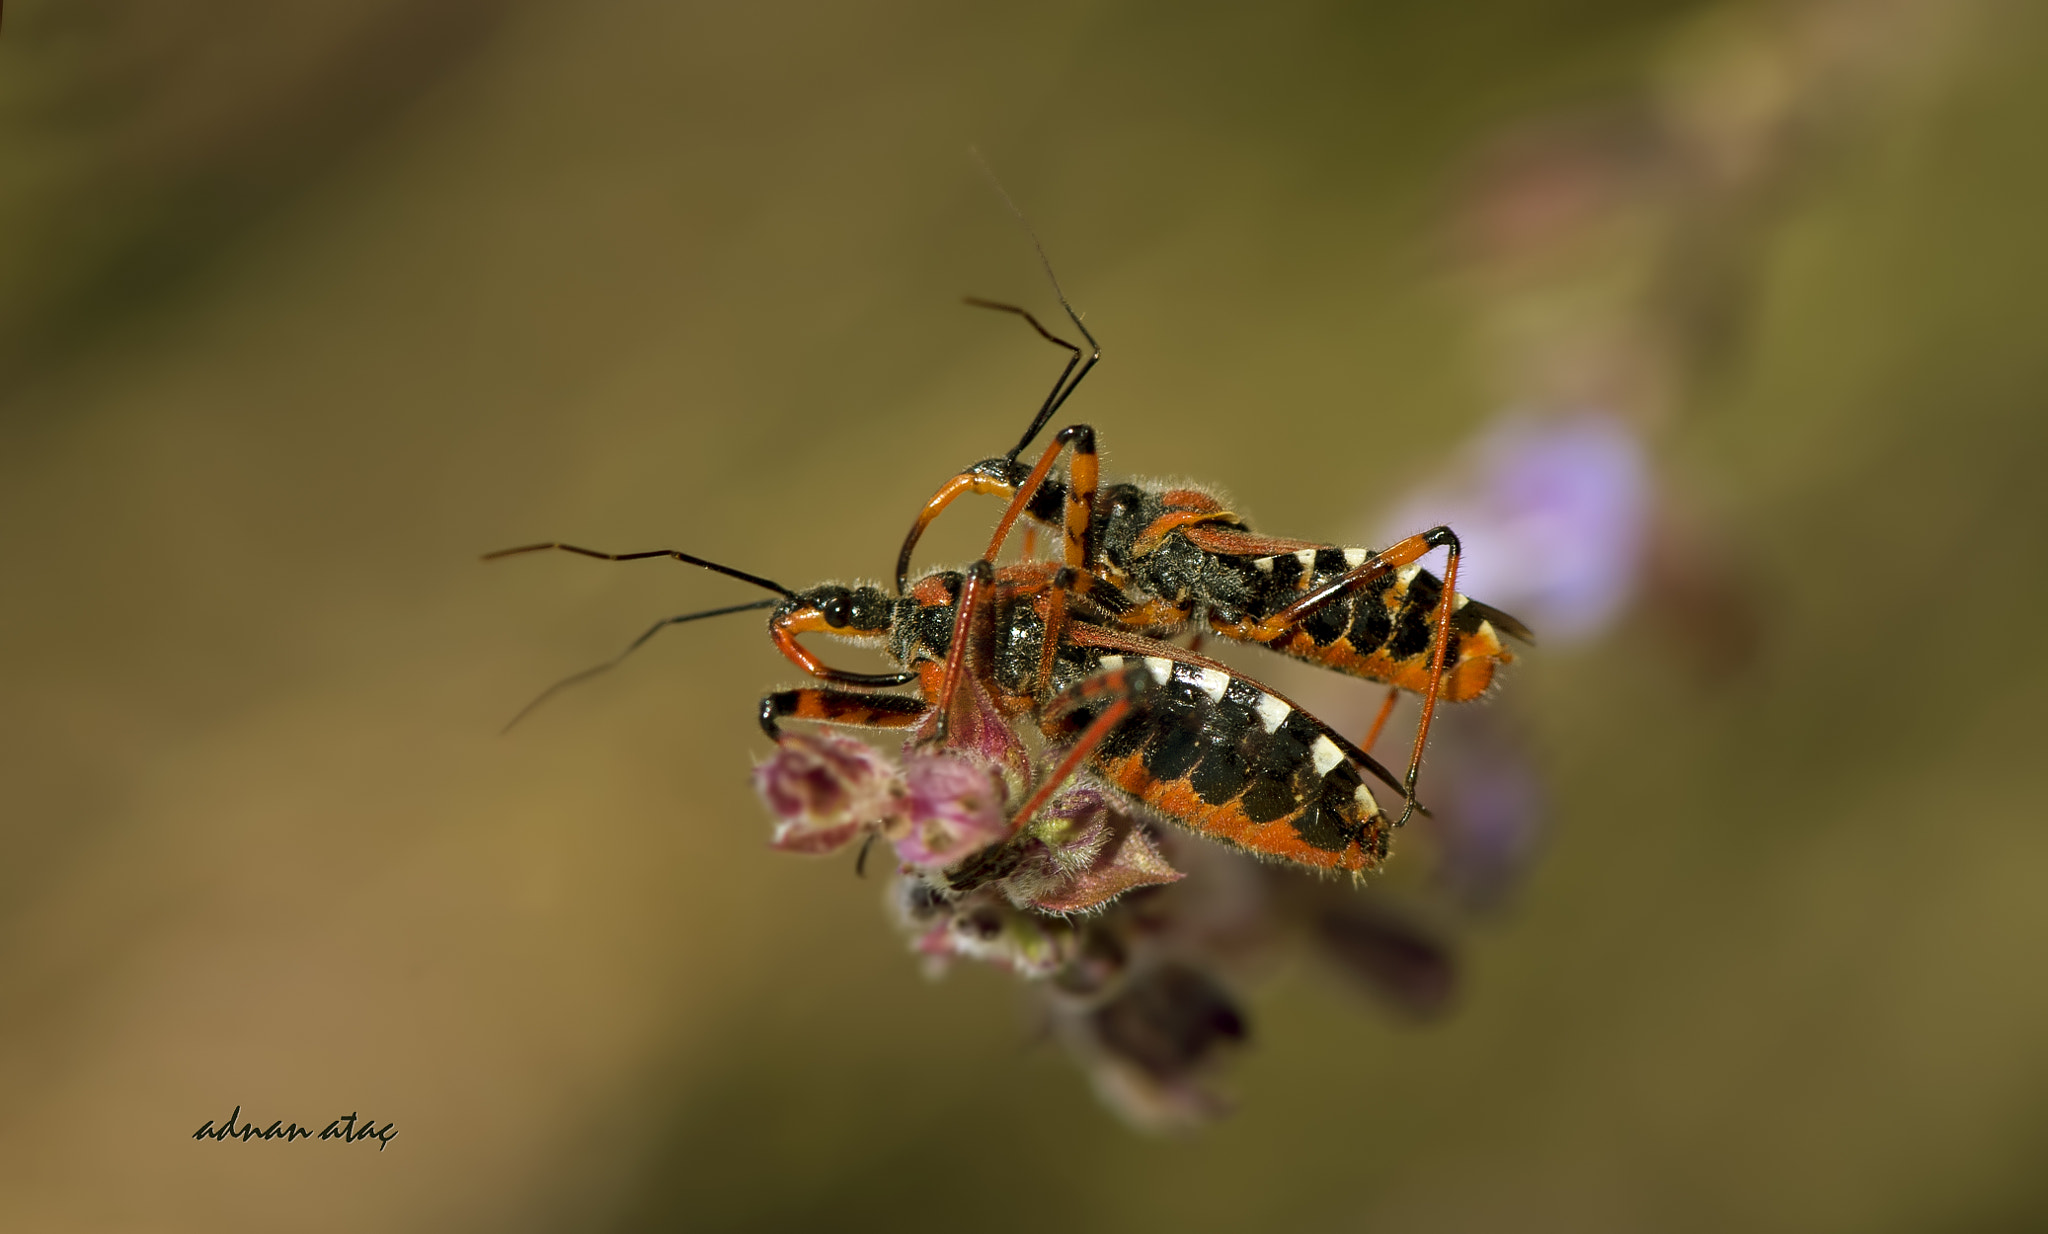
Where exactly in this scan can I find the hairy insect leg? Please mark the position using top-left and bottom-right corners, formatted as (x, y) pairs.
(759, 688), (930, 741)
(959, 157), (1103, 459)
(1006, 662), (1156, 830)
(1256, 527), (1461, 631)
(1036, 570), (1070, 700)
(926, 560), (995, 743)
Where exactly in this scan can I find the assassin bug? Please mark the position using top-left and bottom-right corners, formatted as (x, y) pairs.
(892, 291), (1532, 819)
(486, 491), (1412, 875)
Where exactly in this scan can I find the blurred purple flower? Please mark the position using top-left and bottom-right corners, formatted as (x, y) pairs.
(1386, 410), (1652, 644)
(1053, 962), (1248, 1132)
(895, 879), (1080, 980)
(1396, 704), (1550, 915)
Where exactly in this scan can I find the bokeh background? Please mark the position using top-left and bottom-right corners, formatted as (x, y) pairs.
(3, 1), (2045, 1229)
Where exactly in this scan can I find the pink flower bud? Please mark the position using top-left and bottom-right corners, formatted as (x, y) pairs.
(891, 751), (1010, 869)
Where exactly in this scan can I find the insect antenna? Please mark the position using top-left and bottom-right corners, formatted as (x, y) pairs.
(484, 540), (796, 732)
(482, 541), (796, 598)
(968, 148), (1101, 461)
(498, 598), (779, 733)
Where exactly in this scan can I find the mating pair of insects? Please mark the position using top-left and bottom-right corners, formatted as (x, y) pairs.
(489, 289), (1530, 878)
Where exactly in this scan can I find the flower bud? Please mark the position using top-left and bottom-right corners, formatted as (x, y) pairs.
(752, 732), (903, 855)
(892, 751), (1010, 869)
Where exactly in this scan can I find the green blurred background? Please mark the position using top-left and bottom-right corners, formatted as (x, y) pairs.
(2, 1), (2044, 1230)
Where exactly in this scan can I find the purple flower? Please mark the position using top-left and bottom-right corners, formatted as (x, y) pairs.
(890, 752), (1011, 868)
(1384, 410), (1651, 643)
(1424, 707), (1547, 912)
(1006, 785), (1184, 915)
(751, 731), (903, 856)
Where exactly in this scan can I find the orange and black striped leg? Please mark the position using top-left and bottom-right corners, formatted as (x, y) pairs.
(1059, 428), (1098, 571)
(1262, 525), (1463, 825)
(759, 688), (929, 741)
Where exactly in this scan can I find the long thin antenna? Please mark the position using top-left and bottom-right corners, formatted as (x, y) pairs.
(968, 147), (1101, 460)
(482, 542), (794, 598)
(500, 598), (779, 733)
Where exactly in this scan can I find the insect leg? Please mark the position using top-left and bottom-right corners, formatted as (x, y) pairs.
(896, 464), (1017, 593)
(1359, 685), (1401, 754)
(894, 421), (1099, 593)
(981, 422), (1097, 567)
(926, 560), (994, 743)
(1005, 662), (1155, 829)
(894, 284), (1101, 595)
(962, 152), (1103, 460)
(1037, 571), (1070, 700)
(1254, 527), (1461, 630)
(1399, 537), (1462, 825)
(759, 688), (929, 740)
(963, 297), (1084, 456)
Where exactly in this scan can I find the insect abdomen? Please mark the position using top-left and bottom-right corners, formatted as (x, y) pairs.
(1220, 550), (1513, 701)
(1058, 656), (1391, 874)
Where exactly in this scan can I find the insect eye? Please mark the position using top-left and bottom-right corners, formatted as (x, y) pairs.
(822, 593), (852, 627)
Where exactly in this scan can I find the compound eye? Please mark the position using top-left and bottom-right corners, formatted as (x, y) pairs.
(821, 590), (852, 628)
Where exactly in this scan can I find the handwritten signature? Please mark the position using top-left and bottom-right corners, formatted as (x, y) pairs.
(193, 1106), (397, 1151)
